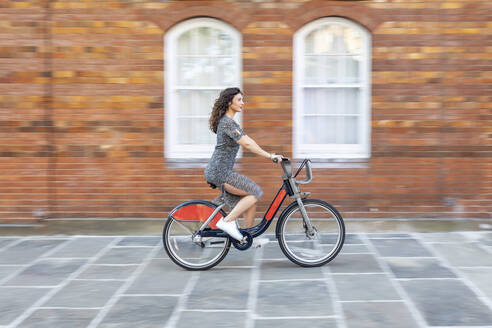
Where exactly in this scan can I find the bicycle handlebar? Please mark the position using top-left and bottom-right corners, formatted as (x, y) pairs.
(274, 157), (312, 185)
(296, 159), (312, 185)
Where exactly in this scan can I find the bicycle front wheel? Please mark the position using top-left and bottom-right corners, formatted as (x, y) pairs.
(277, 199), (345, 267)
(163, 201), (231, 271)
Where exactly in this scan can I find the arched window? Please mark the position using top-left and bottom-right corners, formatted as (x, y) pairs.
(165, 18), (242, 159)
(293, 17), (371, 159)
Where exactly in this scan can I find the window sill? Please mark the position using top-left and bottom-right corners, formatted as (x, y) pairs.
(295, 158), (370, 169)
(164, 158), (369, 170)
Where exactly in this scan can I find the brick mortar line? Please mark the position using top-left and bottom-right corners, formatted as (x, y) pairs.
(361, 233), (428, 328)
(86, 244), (162, 328)
(8, 236), (122, 327)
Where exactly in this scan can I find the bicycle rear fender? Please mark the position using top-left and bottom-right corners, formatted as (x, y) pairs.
(168, 200), (226, 229)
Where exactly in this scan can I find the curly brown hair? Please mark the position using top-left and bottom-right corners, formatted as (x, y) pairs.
(209, 87), (243, 133)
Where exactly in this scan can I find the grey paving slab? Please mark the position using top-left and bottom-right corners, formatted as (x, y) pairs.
(218, 248), (257, 266)
(177, 311), (247, 328)
(1, 232), (489, 328)
(0, 265), (22, 278)
(320, 234), (363, 245)
(255, 318), (337, 328)
(0, 287), (48, 325)
(18, 309), (99, 328)
(4, 259), (86, 286)
(384, 258), (457, 278)
(333, 274), (400, 301)
(0, 239), (68, 264)
(368, 233), (412, 238)
(261, 242), (285, 259)
(187, 268), (251, 310)
(78, 264), (138, 280)
(462, 231), (492, 246)
(330, 254), (383, 273)
(419, 232), (470, 243)
(44, 280), (123, 307)
(256, 280), (333, 317)
(340, 244), (370, 253)
(262, 234), (278, 241)
(50, 237), (115, 258)
(97, 296), (177, 328)
(342, 302), (419, 328)
(459, 268), (492, 300)
(153, 246), (169, 259)
(116, 236), (160, 247)
(95, 247), (152, 264)
(127, 259), (192, 295)
(344, 234), (364, 244)
(370, 238), (433, 257)
(401, 279), (492, 326)
(260, 259), (323, 280)
(0, 237), (17, 249)
(431, 242), (492, 267)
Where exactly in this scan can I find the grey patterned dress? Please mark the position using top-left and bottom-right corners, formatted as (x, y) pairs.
(204, 115), (263, 211)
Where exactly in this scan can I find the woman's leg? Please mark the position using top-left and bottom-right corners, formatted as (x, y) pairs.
(242, 203), (257, 228)
(222, 183), (257, 223)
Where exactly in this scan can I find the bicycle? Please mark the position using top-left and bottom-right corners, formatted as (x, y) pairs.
(162, 158), (345, 270)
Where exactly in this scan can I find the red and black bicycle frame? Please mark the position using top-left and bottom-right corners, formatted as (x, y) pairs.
(168, 178), (294, 239)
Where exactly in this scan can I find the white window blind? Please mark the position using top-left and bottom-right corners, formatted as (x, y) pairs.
(294, 17), (371, 159)
(165, 18), (242, 159)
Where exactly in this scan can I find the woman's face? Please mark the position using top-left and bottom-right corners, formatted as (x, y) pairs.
(228, 93), (244, 113)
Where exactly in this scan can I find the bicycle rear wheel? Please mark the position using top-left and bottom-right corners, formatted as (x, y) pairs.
(277, 199), (345, 267)
(163, 201), (231, 270)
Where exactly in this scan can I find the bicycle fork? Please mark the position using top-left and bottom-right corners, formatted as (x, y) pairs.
(289, 176), (316, 238)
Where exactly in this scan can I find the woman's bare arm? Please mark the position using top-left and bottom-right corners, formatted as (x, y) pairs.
(237, 135), (271, 159)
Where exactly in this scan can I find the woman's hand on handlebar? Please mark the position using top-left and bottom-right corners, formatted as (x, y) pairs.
(270, 153), (284, 163)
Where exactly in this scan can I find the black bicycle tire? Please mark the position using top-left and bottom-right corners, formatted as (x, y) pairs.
(162, 203), (231, 271)
(277, 199), (345, 267)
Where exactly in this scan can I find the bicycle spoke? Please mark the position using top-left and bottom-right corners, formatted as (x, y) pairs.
(279, 200), (345, 266)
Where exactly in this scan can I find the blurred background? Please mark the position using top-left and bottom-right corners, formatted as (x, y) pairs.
(0, 0), (490, 230)
(0, 1), (491, 328)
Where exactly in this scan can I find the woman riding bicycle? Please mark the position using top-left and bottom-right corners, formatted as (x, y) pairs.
(204, 87), (283, 244)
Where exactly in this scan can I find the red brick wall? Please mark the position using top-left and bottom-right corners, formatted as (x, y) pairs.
(0, 0), (490, 222)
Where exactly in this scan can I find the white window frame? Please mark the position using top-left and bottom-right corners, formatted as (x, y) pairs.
(293, 17), (371, 159)
(164, 17), (242, 159)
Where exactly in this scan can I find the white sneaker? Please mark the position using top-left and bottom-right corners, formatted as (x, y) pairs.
(252, 237), (269, 248)
(216, 218), (244, 241)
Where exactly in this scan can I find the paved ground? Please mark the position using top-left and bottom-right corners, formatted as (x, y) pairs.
(0, 231), (491, 328)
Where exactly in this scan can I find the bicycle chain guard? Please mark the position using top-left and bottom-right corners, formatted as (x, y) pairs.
(232, 230), (252, 251)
